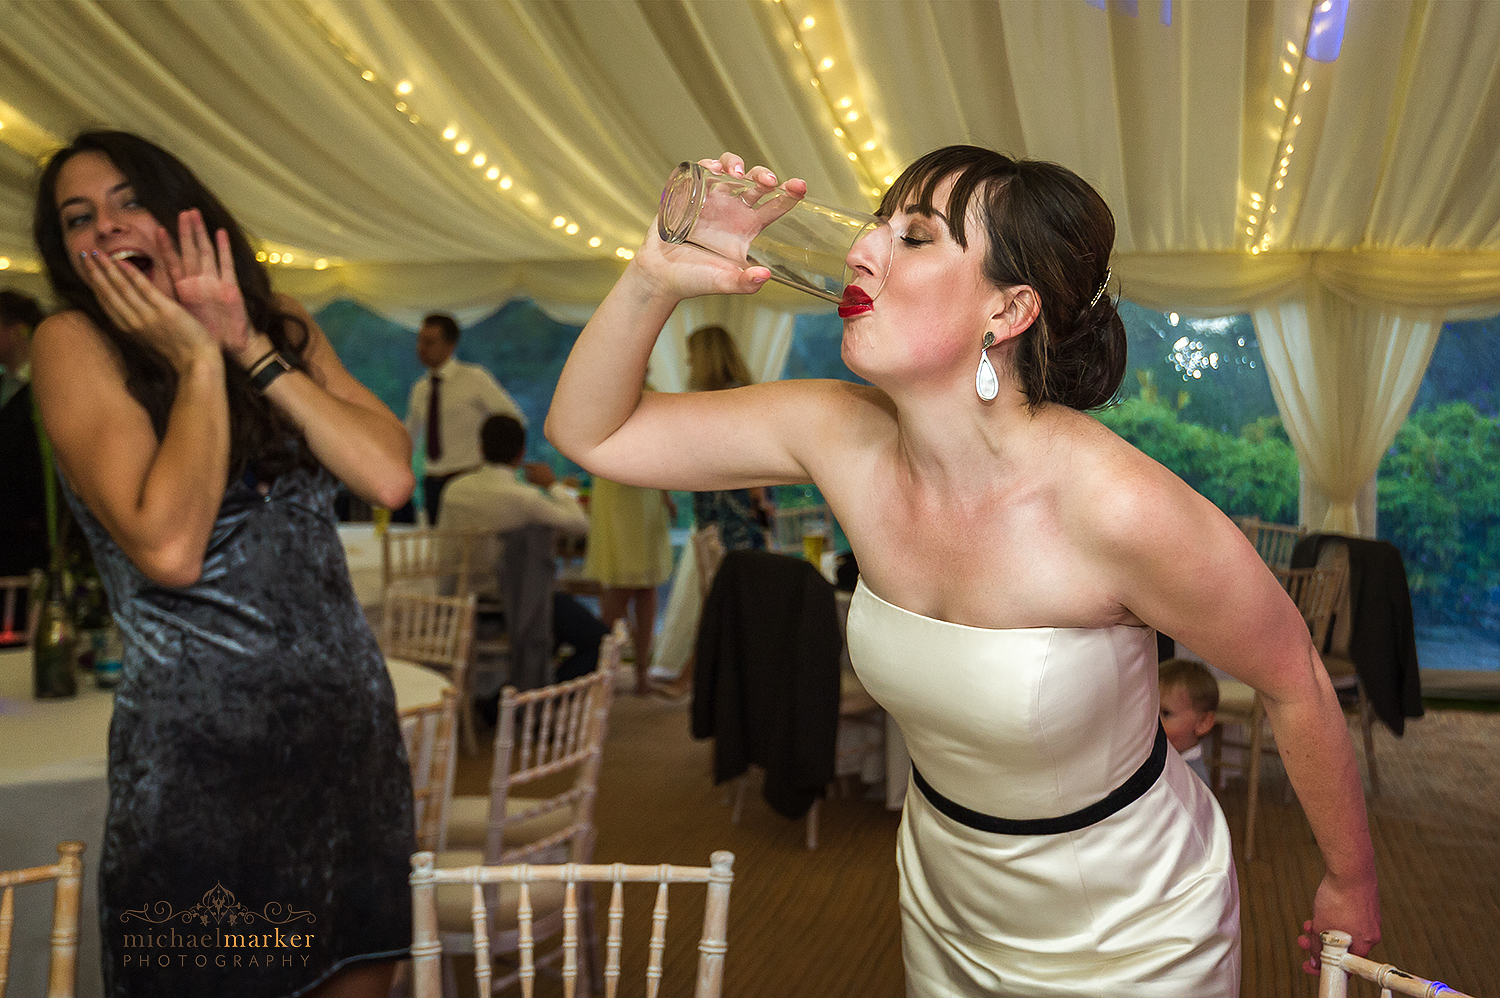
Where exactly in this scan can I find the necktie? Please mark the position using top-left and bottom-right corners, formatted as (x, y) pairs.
(426, 374), (443, 462)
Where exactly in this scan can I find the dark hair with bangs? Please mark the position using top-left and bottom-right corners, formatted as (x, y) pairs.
(33, 130), (316, 483)
(879, 145), (1126, 411)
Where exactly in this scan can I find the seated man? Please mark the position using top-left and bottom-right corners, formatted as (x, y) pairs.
(439, 415), (609, 701)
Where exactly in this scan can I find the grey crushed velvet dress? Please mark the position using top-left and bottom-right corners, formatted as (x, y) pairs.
(65, 465), (414, 997)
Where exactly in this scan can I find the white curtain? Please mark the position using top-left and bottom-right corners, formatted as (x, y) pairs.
(7, 0), (1500, 549)
(1255, 287), (1441, 536)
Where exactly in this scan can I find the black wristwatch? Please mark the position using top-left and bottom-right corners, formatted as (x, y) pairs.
(248, 351), (293, 392)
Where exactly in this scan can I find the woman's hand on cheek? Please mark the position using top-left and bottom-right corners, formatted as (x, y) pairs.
(80, 248), (216, 370)
(161, 210), (251, 354)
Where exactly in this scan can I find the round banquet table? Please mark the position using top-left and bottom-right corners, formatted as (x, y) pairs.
(0, 647), (449, 998)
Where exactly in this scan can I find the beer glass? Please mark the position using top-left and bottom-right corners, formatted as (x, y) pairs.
(657, 162), (890, 309)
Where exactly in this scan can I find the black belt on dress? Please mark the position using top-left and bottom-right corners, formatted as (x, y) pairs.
(910, 722), (1169, 835)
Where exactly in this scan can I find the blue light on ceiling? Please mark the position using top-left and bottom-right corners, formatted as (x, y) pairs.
(1307, 0), (1349, 62)
(1086, 0), (1172, 26)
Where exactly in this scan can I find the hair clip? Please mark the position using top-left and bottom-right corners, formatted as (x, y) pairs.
(1089, 267), (1112, 309)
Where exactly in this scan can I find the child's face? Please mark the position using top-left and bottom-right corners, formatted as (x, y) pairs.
(1159, 685), (1216, 754)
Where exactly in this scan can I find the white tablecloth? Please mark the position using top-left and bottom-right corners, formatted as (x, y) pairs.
(338, 522), (391, 609)
(0, 647), (448, 997)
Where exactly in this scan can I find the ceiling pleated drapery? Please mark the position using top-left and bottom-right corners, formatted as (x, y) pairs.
(2, 0), (1498, 532)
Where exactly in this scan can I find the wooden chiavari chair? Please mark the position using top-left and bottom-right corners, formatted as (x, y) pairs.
(400, 688), (460, 852)
(0, 841), (84, 998)
(429, 629), (620, 994)
(409, 851), (734, 998)
(380, 593), (479, 754)
(1235, 516), (1308, 570)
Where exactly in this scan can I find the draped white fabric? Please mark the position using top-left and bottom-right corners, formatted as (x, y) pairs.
(1254, 289), (1441, 535)
(3, 0), (1500, 536)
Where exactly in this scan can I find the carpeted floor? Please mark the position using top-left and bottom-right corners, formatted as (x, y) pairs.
(451, 688), (1498, 998)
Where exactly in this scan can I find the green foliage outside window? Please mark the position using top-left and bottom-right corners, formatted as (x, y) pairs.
(1378, 402), (1500, 628)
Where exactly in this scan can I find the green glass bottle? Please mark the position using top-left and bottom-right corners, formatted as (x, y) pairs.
(31, 568), (78, 699)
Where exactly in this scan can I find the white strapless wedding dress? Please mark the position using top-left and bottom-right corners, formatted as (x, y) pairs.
(846, 580), (1240, 997)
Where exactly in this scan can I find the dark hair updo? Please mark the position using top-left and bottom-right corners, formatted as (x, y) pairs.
(878, 145), (1126, 411)
(32, 130), (315, 482)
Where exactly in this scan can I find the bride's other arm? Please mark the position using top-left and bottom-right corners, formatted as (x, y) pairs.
(1086, 451), (1379, 970)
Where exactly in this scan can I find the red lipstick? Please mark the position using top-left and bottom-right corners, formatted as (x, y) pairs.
(838, 285), (873, 318)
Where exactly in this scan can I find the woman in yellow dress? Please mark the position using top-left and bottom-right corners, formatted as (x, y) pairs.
(584, 472), (675, 693)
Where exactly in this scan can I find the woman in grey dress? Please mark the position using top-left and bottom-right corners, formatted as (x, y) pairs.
(31, 131), (416, 998)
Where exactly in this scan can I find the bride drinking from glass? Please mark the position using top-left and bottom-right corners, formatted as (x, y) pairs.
(547, 146), (1379, 996)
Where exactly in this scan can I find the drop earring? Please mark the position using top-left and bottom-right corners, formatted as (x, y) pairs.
(976, 331), (999, 401)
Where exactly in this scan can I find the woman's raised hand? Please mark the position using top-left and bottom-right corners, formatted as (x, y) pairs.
(636, 152), (807, 300)
(79, 247), (218, 370)
(160, 209), (251, 354)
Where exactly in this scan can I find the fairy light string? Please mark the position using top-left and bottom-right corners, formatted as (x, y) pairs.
(1247, 7), (1324, 255)
(299, 4), (636, 261)
(769, 0), (896, 205)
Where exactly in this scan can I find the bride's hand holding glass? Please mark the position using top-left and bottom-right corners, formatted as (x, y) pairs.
(655, 151), (890, 306)
(637, 154), (794, 300)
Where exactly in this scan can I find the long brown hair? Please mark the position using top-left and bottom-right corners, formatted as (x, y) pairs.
(33, 130), (316, 482)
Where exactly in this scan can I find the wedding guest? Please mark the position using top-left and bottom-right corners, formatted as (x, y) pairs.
(0, 289), (50, 597)
(404, 311), (523, 523)
(31, 130), (415, 998)
(1159, 657), (1221, 785)
(438, 414), (609, 697)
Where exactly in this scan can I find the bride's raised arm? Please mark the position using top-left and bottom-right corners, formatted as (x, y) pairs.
(546, 155), (842, 492)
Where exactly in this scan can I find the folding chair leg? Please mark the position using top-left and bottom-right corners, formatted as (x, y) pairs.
(1245, 713), (1264, 862)
(1361, 702), (1379, 796)
(730, 775), (748, 825)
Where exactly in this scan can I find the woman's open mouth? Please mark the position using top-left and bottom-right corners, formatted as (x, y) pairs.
(110, 250), (155, 280)
(838, 285), (873, 318)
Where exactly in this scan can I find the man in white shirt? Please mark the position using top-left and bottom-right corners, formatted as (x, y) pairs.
(440, 415), (608, 698)
(404, 312), (525, 523)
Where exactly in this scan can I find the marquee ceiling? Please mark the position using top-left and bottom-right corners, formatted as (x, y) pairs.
(2, 0), (1498, 320)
